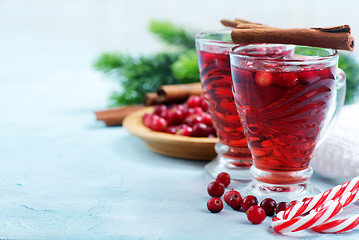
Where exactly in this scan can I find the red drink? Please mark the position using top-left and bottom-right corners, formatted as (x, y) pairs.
(230, 44), (345, 200)
(197, 49), (251, 160)
(196, 30), (254, 180)
(231, 47), (338, 184)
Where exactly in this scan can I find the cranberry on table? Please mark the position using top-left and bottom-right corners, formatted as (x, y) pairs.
(260, 198), (277, 216)
(216, 172), (231, 187)
(275, 202), (290, 214)
(207, 198), (223, 213)
(224, 190), (240, 205)
(246, 205), (266, 224)
(229, 194), (242, 210)
(207, 181), (225, 198)
(241, 195), (258, 211)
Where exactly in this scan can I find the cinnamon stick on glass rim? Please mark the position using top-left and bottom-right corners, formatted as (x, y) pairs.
(231, 24), (355, 51)
(220, 18), (265, 28)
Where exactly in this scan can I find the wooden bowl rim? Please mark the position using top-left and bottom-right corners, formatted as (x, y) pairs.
(122, 107), (219, 144)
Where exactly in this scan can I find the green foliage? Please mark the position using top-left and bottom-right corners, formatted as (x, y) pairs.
(93, 53), (128, 73)
(94, 20), (199, 106)
(94, 52), (181, 106)
(171, 50), (199, 83)
(148, 20), (195, 50)
(339, 53), (359, 104)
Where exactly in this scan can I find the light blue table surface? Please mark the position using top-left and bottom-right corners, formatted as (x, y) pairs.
(1, 1), (359, 239)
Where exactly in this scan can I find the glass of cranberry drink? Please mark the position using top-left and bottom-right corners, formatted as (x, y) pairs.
(230, 44), (346, 201)
(195, 30), (294, 180)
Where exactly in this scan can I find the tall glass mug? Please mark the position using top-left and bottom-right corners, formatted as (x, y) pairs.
(230, 44), (346, 201)
(195, 30), (252, 180)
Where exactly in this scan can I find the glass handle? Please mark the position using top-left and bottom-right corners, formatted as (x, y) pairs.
(317, 68), (346, 145)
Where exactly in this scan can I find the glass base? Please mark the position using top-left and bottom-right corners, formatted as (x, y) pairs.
(204, 143), (252, 181)
(241, 166), (320, 202)
(240, 179), (320, 202)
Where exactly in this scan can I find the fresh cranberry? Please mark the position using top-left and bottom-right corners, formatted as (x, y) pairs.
(142, 113), (152, 128)
(176, 125), (193, 136)
(174, 104), (185, 111)
(224, 190), (240, 205)
(200, 98), (208, 111)
(192, 123), (213, 137)
(167, 108), (185, 126)
(200, 112), (213, 126)
(273, 72), (298, 87)
(207, 181), (225, 198)
(275, 202), (289, 214)
(216, 172), (231, 187)
(229, 194), (243, 210)
(150, 116), (167, 132)
(154, 104), (167, 116)
(255, 71), (273, 87)
(241, 195), (258, 211)
(185, 107), (204, 120)
(207, 198), (223, 213)
(184, 114), (201, 127)
(260, 198), (277, 216)
(165, 125), (179, 134)
(246, 205), (266, 224)
(186, 95), (202, 108)
(208, 133), (217, 138)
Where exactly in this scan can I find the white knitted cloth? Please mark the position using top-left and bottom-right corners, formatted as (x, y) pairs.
(311, 103), (359, 178)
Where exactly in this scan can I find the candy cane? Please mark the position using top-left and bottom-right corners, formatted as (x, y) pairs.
(271, 200), (343, 233)
(280, 176), (359, 220)
(311, 214), (359, 233)
(272, 186), (359, 234)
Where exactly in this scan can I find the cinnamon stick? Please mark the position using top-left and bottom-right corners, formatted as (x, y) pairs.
(143, 92), (159, 106)
(157, 83), (202, 102)
(144, 82), (203, 105)
(231, 25), (355, 51)
(221, 18), (265, 28)
(95, 105), (145, 126)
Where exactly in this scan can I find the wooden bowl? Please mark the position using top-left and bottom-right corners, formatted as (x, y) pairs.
(123, 107), (218, 161)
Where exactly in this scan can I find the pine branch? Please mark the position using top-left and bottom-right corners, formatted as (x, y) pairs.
(339, 53), (359, 104)
(171, 50), (200, 83)
(148, 20), (195, 50)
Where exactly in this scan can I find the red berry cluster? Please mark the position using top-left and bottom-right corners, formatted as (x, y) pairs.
(142, 95), (217, 137)
(206, 172), (293, 225)
(238, 66), (334, 88)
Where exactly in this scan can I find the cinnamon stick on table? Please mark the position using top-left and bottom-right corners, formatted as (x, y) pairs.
(95, 105), (146, 126)
(231, 24), (355, 51)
